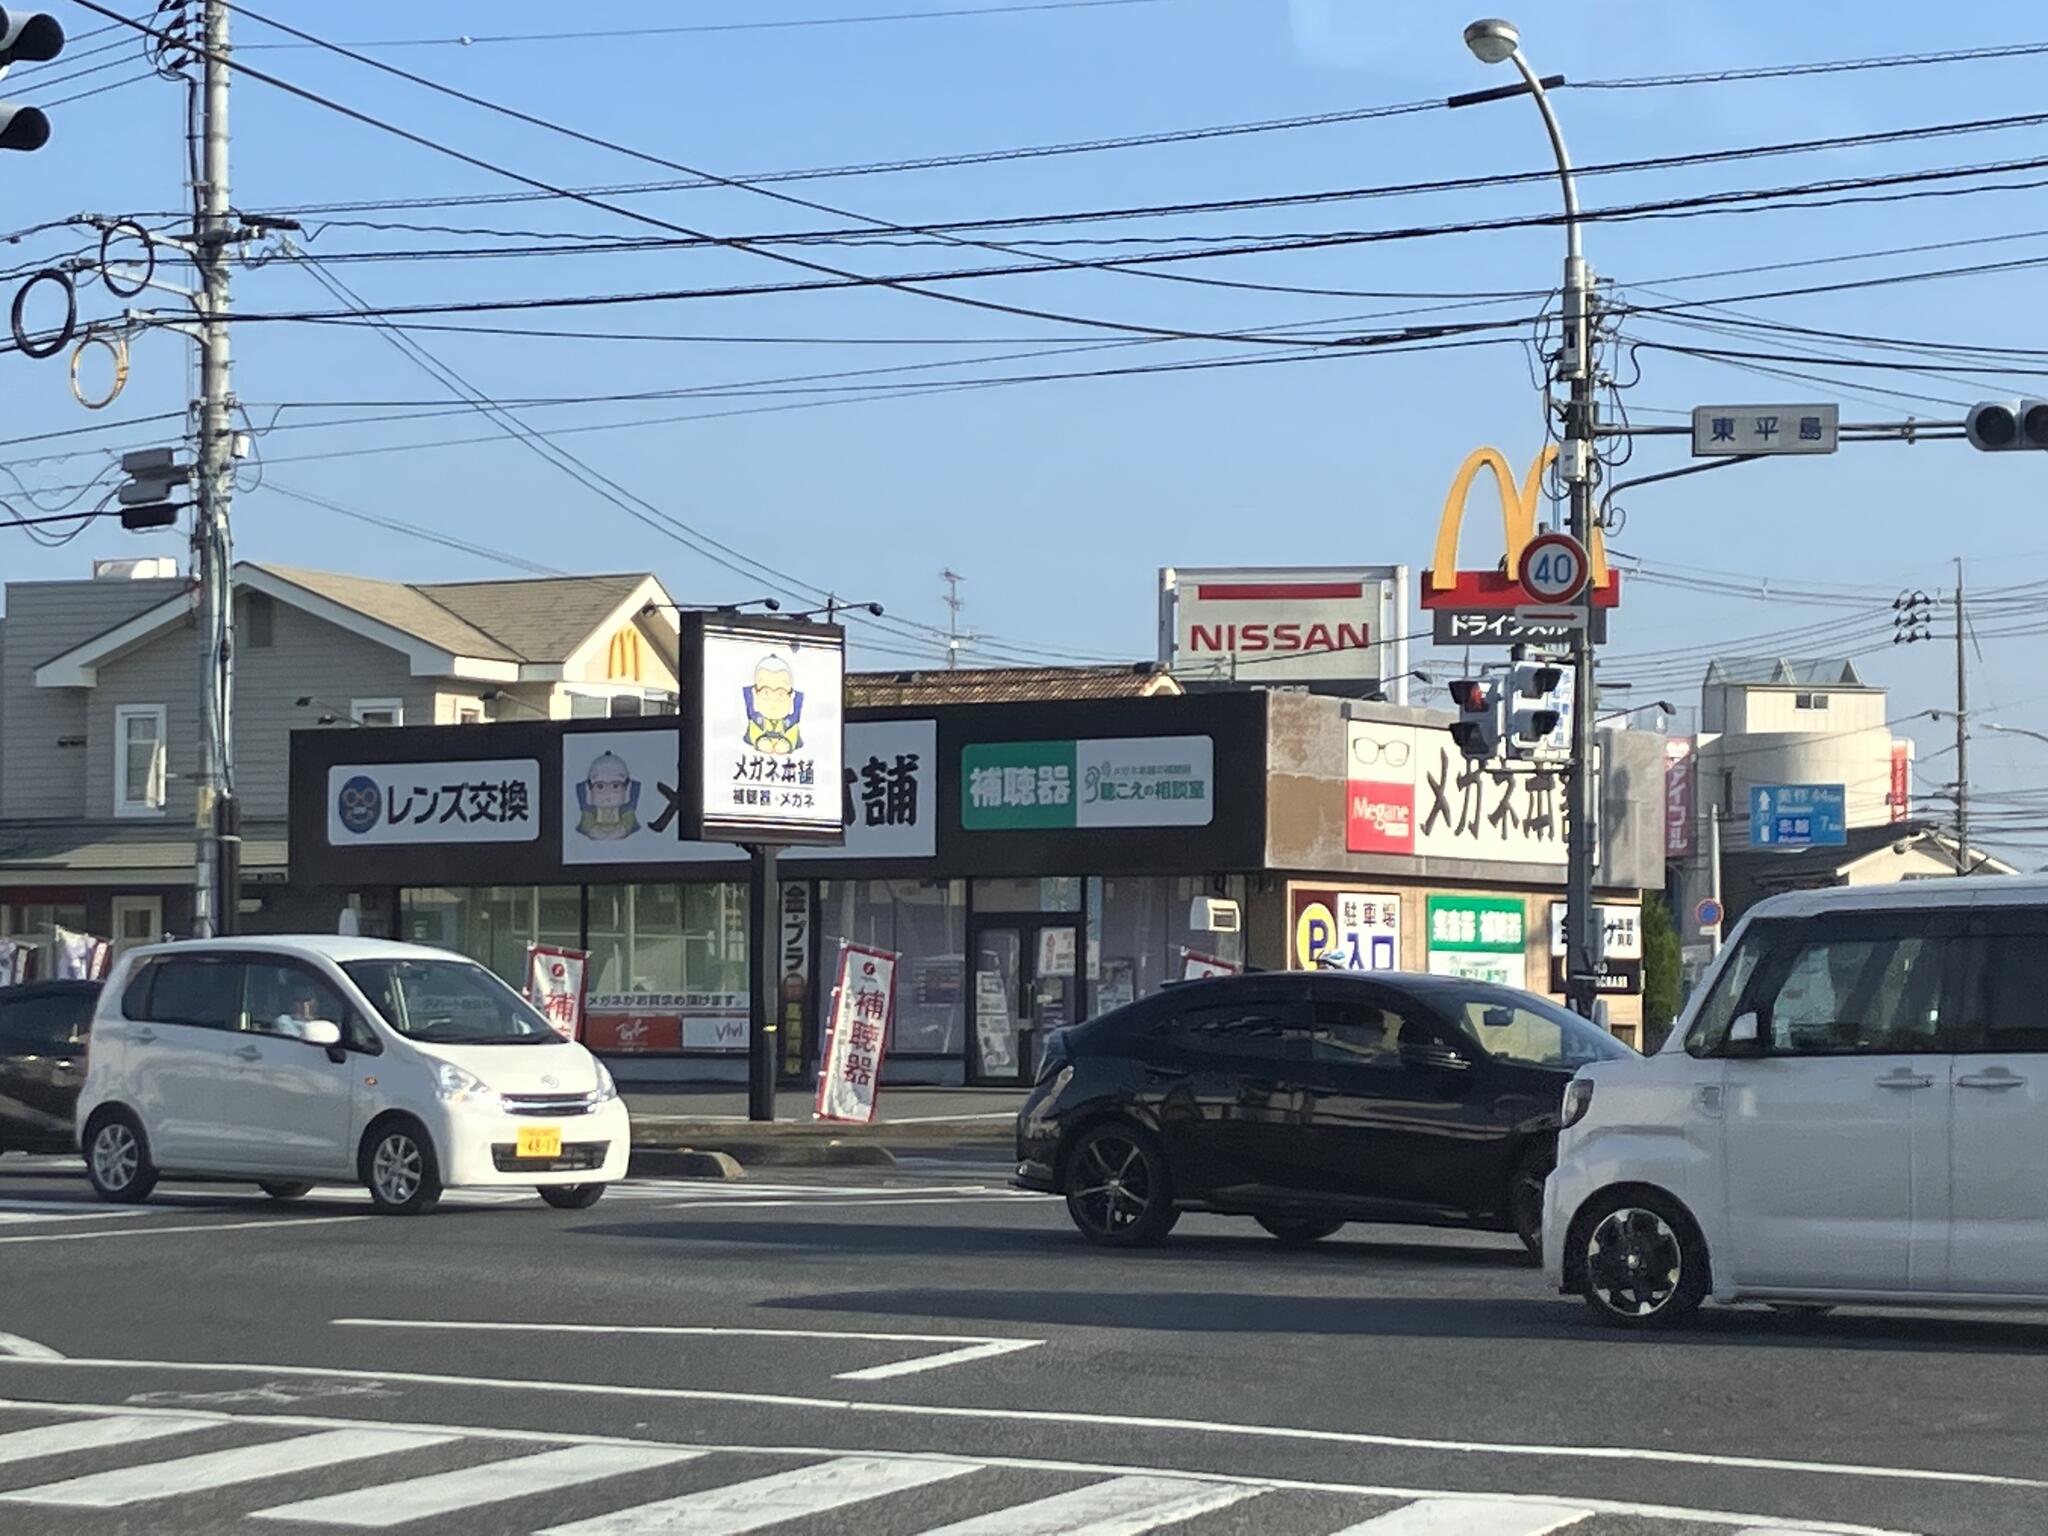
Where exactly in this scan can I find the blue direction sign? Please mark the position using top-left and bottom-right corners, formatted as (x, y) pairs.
(1749, 784), (1847, 849)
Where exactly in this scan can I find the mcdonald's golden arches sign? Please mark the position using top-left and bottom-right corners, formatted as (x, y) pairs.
(1420, 445), (1619, 611)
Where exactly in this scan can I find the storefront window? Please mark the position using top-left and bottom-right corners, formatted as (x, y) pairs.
(584, 882), (747, 1054)
(819, 879), (966, 1056)
(1086, 876), (1246, 1011)
(1, 901), (89, 978)
(399, 886), (579, 984)
(972, 876), (1081, 914)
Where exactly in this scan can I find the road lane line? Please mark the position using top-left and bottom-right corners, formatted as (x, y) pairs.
(251, 1443), (706, 1526)
(1330, 1499), (1594, 1534)
(651, 1194), (1050, 1210)
(0, 1426), (453, 1507)
(834, 1339), (1043, 1381)
(0, 1399), (1929, 1535)
(0, 1413), (211, 1463)
(538, 1454), (981, 1535)
(914, 1473), (1262, 1533)
(0, 1333), (61, 1361)
(0, 1214), (369, 1245)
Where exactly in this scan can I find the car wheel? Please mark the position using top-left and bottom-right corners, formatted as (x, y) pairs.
(1577, 1189), (1708, 1328)
(362, 1121), (442, 1216)
(1255, 1215), (1345, 1247)
(1508, 1151), (1552, 1258)
(259, 1181), (314, 1201)
(84, 1111), (158, 1204)
(539, 1184), (605, 1210)
(1064, 1122), (1178, 1248)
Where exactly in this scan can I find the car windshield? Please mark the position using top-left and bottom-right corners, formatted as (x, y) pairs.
(341, 958), (560, 1045)
(1446, 989), (1635, 1069)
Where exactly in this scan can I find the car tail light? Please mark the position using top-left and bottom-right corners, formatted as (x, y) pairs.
(1561, 1077), (1594, 1128)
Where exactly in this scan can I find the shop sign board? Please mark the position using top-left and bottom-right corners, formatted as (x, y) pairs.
(682, 614), (846, 844)
(328, 758), (540, 846)
(779, 883), (811, 1078)
(1159, 565), (1403, 688)
(1665, 737), (1695, 857)
(1889, 742), (1911, 824)
(1345, 722), (1565, 866)
(1432, 607), (1607, 646)
(1289, 886), (1401, 972)
(582, 993), (747, 1055)
(1425, 894), (1528, 988)
(1546, 901), (1643, 994)
(1421, 444), (1619, 613)
(816, 942), (897, 1124)
(962, 736), (1214, 830)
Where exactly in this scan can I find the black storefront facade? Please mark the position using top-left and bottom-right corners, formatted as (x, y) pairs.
(289, 693), (1266, 1087)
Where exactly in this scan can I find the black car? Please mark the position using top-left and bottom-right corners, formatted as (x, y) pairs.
(1016, 970), (1632, 1251)
(0, 980), (99, 1155)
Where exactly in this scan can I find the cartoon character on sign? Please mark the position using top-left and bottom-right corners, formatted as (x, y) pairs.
(574, 751), (640, 841)
(743, 655), (803, 755)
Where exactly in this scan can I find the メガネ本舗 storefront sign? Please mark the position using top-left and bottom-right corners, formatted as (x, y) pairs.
(1547, 901), (1644, 994)
(1345, 721), (1564, 866)
(328, 758), (540, 846)
(1426, 894), (1528, 988)
(691, 618), (846, 842)
(962, 736), (1214, 830)
(1289, 887), (1402, 971)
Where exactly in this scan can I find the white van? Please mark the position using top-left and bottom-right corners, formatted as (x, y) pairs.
(1546, 878), (2048, 1326)
(75, 936), (630, 1214)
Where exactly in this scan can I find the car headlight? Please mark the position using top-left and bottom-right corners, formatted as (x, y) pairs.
(591, 1059), (618, 1104)
(1561, 1077), (1594, 1129)
(434, 1061), (500, 1108)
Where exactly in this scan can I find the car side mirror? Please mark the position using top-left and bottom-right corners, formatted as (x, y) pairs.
(301, 1019), (343, 1048)
(1725, 1012), (1763, 1058)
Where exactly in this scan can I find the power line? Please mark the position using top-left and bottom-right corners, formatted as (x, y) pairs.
(261, 481), (567, 577)
(1576, 38), (2048, 90)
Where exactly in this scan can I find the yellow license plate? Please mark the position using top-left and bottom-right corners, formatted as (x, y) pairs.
(516, 1126), (562, 1159)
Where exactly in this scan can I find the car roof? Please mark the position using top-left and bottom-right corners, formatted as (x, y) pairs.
(1746, 874), (2048, 921)
(119, 935), (462, 966)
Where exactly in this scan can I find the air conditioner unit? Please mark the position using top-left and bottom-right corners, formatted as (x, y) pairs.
(1189, 896), (1242, 934)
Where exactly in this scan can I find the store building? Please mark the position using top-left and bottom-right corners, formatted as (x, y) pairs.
(288, 680), (1665, 1080)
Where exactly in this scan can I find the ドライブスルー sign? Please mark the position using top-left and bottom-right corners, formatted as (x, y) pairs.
(328, 758), (540, 846)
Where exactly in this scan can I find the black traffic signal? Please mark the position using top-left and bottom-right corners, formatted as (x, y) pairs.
(0, 8), (62, 153)
(1966, 400), (2048, 452)
(1448, 678), (1501, 760)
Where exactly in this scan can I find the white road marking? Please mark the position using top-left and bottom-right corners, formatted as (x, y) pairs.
(654, 1194), (1050, 1211)
(1, 1354), (2025, 1494)
(538, 1454), (980, 1535)
(1330, 1499), (1594, 1534)
(0, 1425), (453, 1507)
(332, 1317), (1044, 1380)
(0, 1213), (368, 1245)
(0, 1398), (1927, 1535)
(914, 1473), (1262, 1533)
(251, 1442), (705, 1526)
(0, 1412), (210, 1463)
(0, 1333), (61, 1361)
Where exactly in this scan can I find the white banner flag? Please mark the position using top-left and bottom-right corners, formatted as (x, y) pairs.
(0, 940), (28, 988)
(53, 927), (110, 981)
(815, 942), (897, 1125)
(1182, 948), (1241, 980)
(524, 944), (589, 1042)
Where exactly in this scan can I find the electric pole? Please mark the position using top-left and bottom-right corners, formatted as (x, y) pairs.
(191, 0), (237, 938)
(1955, 558), (1970, 876)
(941, 568), (965, 670)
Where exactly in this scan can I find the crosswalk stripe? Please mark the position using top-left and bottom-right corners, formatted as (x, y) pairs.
(537, 1454), (981, 1535)
(250, 1443), (707, 1527)
(0, 1414), (213, 1465)
(911, 1473), (1263, 1534)
(1328, 1499), (1594, 1535)
(0, 1427), (455, 1508)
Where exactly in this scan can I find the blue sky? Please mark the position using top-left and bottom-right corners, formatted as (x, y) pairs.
(7, 0), (2048, 854)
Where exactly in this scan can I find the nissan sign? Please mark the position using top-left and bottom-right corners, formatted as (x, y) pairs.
(1159, 565), (1406, 693)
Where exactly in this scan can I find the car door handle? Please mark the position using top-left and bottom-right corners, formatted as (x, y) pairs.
(132, 1028), (156, 1044)
(1876, 1069), (1935, 1090)
(231, 1045), (262, 1062)
(1958, 1069), (2028, 1090)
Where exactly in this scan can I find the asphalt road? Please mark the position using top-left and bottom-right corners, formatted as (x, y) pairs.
(0, 1146), (2042, 1536)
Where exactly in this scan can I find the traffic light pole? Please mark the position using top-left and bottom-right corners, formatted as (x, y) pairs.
(192, 0), (237, 938)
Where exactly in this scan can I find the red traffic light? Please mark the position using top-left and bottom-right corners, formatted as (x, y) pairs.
(1450, 678), (1489, 714)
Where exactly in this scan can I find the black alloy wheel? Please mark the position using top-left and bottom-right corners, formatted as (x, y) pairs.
(1064, 1123), (1178, 1248)
(259, 1181), (314, 1201)
(1578, 1189), (1707, 1328)
(1255, 1215), (1346, 1247)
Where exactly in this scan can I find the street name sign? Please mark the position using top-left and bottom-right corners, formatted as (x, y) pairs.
(1749, 783), (1847, 849)
(1692, 404), (1838, 457)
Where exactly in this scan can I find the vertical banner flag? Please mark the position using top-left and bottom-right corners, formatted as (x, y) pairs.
(816, 942), (898, 1125)
(1890, 742), (1911, 824)
(1181, 949), (1242, 980)
(53, 927), (111, 981)
(0, 939), (27, 987)
(524, 944), (590, 1042)
(1664, 737), (1695, 857)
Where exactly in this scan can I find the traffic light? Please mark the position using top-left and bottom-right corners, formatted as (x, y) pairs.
(1505, 656), (1565, 759)
(1966, 400), (2048, 452)
(1448, 677), (1500, 760)
(0, 8), (62, 153)
(117, 446), (187, 532)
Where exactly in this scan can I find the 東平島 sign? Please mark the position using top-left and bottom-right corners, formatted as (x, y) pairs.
(962, 736), (1214, 830)
(817, 942), (898, 1124)
(328, 758), (539, 846)
(1749, 783), (1846, 848)
(1692, 404), (1838, 456)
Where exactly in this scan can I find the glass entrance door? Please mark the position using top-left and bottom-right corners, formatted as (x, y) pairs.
(969, 919), (1079, 1085)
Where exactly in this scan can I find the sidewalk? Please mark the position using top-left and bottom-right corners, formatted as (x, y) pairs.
(622, 1084), (1024, 1154)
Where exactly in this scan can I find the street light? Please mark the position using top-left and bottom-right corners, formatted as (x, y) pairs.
(1455, 17), (1602, 1020)
(1597, 700), (1676, 726)
(1984, 723), (2048, 750)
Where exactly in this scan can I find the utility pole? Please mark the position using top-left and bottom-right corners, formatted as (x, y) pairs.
(191, 0), (237, 938)
(941, 568), (966, 669)
(1955, 557), (1970, 876)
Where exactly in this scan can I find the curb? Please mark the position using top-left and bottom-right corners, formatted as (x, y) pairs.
(631, 1140), (898, 1170)
(626, 1115), (1010, 1147)
(627, 1148), (746, 1181)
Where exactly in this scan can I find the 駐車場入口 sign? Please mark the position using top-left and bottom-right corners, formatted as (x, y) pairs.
(961, 736), (1214, 830)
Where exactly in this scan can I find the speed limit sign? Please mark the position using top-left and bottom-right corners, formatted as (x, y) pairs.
(1518, 531), (1590, 604)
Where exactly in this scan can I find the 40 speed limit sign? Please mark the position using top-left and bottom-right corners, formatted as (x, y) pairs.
(1518, 531), (1590, 604)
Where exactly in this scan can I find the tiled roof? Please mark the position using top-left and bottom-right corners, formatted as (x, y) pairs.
(849, 663), (1181, 707)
